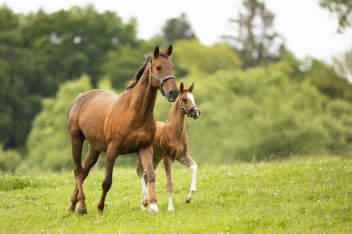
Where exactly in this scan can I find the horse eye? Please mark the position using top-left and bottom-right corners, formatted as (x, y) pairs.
(156, 66), (162, 71)
(182, 98), (187, 104)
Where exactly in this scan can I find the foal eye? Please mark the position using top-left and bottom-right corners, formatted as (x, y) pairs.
(182, 98), (187, 104)
(156, 66), (162, 71)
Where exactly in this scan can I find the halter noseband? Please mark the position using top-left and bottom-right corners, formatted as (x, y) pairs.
(179, 97), (198, 117)
(149, 59), (176, 97)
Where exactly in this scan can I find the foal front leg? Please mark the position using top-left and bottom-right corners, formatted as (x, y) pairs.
(177, 154), (198, 203)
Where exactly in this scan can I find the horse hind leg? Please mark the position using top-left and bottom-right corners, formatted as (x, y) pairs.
(136, 159), (148, 210)
(66, 131), (86, 214)
(177, 154), (198, 203)
(68, 144), (101, 214)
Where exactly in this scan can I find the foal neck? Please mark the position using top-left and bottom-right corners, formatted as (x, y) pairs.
(167, 97), (186, 133)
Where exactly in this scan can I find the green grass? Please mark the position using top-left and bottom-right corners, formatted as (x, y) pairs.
(0, 156), (351, 233)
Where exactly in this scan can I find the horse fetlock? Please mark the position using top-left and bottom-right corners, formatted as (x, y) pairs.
(190, 164), (198, 172)
(190, 185), (196, 192)
(168, 204), (174, 212)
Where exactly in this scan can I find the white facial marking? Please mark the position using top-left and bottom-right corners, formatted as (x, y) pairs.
(187, 93), (196, 105)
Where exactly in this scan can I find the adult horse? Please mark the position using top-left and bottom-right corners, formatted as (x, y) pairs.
(66, 45), (179, 215)
(137, 82), (201, 212)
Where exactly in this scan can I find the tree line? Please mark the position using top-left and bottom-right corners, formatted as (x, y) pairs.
(1, 0), (352, 172)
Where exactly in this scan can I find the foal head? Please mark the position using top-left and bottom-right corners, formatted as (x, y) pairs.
(179, 82), (201, 120)
(149, 45), (179, 102)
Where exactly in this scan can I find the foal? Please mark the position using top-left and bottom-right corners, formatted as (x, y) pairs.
(137, 82), (201, 212)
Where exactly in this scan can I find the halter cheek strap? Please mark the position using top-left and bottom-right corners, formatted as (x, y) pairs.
(179, 98), (198, 117)
(149, 60), (176, 97)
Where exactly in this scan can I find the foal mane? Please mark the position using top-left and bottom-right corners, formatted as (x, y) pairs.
(126, 49), (173, 90)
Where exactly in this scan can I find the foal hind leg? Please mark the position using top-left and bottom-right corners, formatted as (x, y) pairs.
(67, 144), (100, 214)
(177, 154), (198, 203)
(163, 157), (175, 212)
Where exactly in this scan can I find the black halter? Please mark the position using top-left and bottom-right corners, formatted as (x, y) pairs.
(179, 97), (198, 117)
(149, 59), (176, 97)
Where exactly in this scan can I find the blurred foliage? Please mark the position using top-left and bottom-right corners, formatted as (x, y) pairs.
(320, 0), (352, 32)
(223, 0), (284, 69)
(161, 13), (197, 44)
(0, 5), (138, 150)
(0, 143), (21, 171)
(1, 3), (352, 172)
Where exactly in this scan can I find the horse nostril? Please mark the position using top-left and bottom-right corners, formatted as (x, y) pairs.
(169, 89), (179, 97)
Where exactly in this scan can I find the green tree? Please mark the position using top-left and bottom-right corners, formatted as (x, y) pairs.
(24, 75), (92, 172)
(0, 143), (21, 172)
(332, 46), (352, 81)
(161, 13), (197, 44)
(0, 5), (139, 150)
(0, 6), (42, 151)
(223, 0), (284, 69)
(320, 0), (352, 32)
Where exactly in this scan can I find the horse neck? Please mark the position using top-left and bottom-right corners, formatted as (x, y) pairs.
(166, 98), (186, 137)
(129, 64), (157, 117)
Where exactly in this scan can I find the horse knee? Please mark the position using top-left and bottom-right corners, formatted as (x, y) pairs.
(102, 181), (112, 191)
(146, 171), (156, 183)
(167, 182), (174, 192)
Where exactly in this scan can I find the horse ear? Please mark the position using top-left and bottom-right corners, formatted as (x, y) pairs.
(189, 82), (194, 92)
(180, 82), (184, 92)
(154, 46), (159, 58)
(166, 44), (173, 56)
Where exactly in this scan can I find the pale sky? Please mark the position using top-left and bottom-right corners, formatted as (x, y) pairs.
(1, 0), (351, 62)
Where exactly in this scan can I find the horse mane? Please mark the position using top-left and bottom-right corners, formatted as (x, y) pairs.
(126, 49), (173, 90)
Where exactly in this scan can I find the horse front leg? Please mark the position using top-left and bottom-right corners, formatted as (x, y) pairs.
(177, 154), (198, 203)
(136, 156), (162, 211)
(163, 157), (175, 212)
(97, 147), (117, 215)
(138, 147), (159, 214)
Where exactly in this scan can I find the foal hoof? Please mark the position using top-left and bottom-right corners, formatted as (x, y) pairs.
(76, 208), (88, 215)
(185, 196), (192, 203)
(148, 204), (159, 214)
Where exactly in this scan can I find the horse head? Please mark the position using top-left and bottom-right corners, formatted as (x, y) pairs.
(149, 45), (179, 102)
(179, 82), (201, 120)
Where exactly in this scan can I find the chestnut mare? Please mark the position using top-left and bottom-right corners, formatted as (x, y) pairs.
(136, 82), (201, 212)
(66, 45), (179, 215)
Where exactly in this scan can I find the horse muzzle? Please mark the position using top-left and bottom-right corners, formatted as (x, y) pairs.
(190, 107), (201, 120)
(163, 88), (179, 102)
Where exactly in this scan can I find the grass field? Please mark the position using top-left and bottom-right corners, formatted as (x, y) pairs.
(0, 156), (351, 234)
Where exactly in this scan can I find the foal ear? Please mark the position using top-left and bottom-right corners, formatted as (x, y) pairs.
(189, 82), (194, 92)
(166, 44), (173, 56)
(180, 82), (184, 92)
(154, 45), (160, 58)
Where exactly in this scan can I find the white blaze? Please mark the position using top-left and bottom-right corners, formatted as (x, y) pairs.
(187, 93), (196, 106)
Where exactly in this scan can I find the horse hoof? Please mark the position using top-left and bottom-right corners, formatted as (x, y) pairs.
(96, 210), (103, 216)
(185, 197), (192, 203)
(66, 207), (75, 212)
(140, 204), (147, 211)
(148, 204), (159, 214)
(76, 208), (88, 215)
